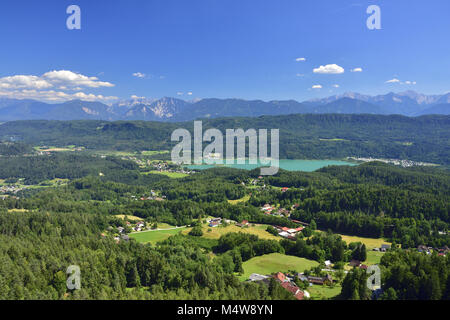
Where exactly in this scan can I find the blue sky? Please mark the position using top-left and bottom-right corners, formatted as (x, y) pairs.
(0, 0), (449, 103)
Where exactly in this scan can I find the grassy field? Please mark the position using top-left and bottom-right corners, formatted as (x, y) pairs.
(0, 178), (66, 189)
(141, 150), (170, 156)
(227, 195), (250, 204)
(152, 222), (177, 229)
(114, 214), (143, 221)
(38, 178), (69, 186)
(146, 171), (189, 178)
(182, 223), (279, 241)
(338, 234), (390, 266)
(129, 227), (186, 244)
(315, 231), (389, 266)
(7, 209), (30, 213)
(319, 138), (348, 142)
(336, 234), (390, 250)
(239, 253), (319, 281)
(34, 145), (81, 152)
(93, 150), (137, 157)
(307, 284), (342, 300)
(365, 250), (385, 265)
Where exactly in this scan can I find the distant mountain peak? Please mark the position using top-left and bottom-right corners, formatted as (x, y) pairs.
(1, 91), (449, 121)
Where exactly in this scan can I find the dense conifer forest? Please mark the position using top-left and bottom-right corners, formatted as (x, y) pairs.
(0, 147), (448, 299)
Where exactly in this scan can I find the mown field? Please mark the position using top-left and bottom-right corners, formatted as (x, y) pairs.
(146, 171), (189, 178)
(227, 194), (250, 204)
(183, 223), (279, 241)
(238, 253), (319, 281)
(141, 150), (170, 156)
(314, 230), (389, 266)
(129, 227), (187, 243)
(307, 284), (342, 300)
(365, 250), (385, 265)
(34, 145), (83, 152)
(338, 234), (390, 266)
(114, 214), (143, 221)
(337, 234), (391, 249)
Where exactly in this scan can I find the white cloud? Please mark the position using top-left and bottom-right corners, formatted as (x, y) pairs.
(313, 64), (344, 74)
(0, 75), (52, 90)
(132, 72), (146, 78)
(386, 78), (416, 85)
(386, 78), (401, 83)
(0, 88), (117, 103)
(351, 67), (363, 72)
(0, 70), (116, 103)
(43, 70), (114, 88)
(295, 57), (306, 62)
(176, 92), (184, 96)
(187, 92), (193, 95)
(332, 84), (340, 88)
(296, 73), (305, 77)
(312, 85), (322, 89)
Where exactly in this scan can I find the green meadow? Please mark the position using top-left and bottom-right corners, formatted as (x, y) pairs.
(239, 253), (319, 281)
(146, 171), (189, 178)
(129, 227), (187, 244)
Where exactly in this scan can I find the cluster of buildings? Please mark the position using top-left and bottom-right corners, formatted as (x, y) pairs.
(139, 195), (165, 201)
(130, 190), (166, 201)
(417, 245), (449, 256)
(151, 161), (192, 175)
(235, 220), (249, 228)
(131, 221), (146, 232)
(260, 204), (291, 217)
(248, 176), (281, 189)
(299, 273), (334, 286)
(36, 151), (52, 156)
(372, 244), (392, 252)
(110, 220), (147, 243)
(208, 217), (222, 228)
(349, 259), (368, 270)
(249, 271), (336, 300)
(347, 157), (437, 168)
(112, 234), (130, 243)
(0, 185), (25, 194)
(249, 272), (306, 300)
(207, 217), (240, 228)
(274, 226), (304, 240)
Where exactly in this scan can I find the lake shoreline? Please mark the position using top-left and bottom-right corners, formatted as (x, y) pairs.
(186, 159), (358, 172)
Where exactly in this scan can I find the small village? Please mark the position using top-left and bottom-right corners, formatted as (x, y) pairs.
(247, 271), (337, 300)
(150, 161), (193, 175)
(0, 185), (26, 194)
(347, 157), (438, 168)
(130, 189), (166, 201)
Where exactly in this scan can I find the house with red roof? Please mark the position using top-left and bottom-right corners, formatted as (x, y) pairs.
(274, 272), (286, 282)
(281, 280), (304, 300)
(294, 291), (304, 300)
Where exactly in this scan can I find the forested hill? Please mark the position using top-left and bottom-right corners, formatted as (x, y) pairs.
(0, 113), (448, 165)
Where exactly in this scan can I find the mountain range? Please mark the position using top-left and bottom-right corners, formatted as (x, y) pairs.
(0, 91), (449, 122)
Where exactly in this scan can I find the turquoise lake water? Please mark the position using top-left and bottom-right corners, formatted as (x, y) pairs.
(187, 159), (357, 172)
